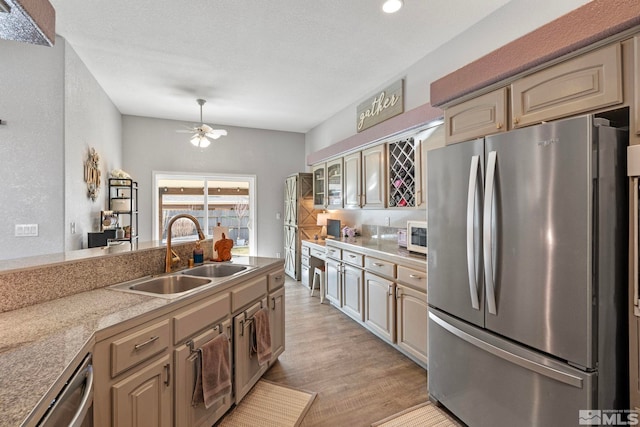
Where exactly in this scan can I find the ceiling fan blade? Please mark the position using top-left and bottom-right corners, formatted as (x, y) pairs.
(205, 129), (228, 139)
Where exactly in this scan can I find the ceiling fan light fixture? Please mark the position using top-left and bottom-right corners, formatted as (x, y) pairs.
(182, 98), (227, 148)
(190, 134), (211, 148)
(382, 0), (403, 13)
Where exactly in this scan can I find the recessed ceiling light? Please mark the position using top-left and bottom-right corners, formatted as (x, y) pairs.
(382, 0), (403, 14)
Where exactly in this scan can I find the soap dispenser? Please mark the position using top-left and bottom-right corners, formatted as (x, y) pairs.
(193, 240), (204, 264)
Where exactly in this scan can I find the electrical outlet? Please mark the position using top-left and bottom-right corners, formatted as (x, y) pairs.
(276, 252), (281, 258)
(276, 212), (281, 220)
(384, 217), (391, 226)
(70, 222), (76, 234)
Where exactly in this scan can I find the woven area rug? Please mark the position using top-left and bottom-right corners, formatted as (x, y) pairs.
(218, 379), (316, 427)
(371, 402), (461, 427)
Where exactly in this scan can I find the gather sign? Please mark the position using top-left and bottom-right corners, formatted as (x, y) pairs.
(356, 79), (404, 132)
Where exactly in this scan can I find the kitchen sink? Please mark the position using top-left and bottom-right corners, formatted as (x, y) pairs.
(110, 274), (213, 298)
(181, 263), (252, 278)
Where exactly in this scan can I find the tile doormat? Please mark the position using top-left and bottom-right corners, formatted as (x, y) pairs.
(371, 402), (461, 427)
(218, 379), (317, 427)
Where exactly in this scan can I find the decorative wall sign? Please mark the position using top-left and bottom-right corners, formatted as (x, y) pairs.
(84, 147), (101, 201)
(357, 79), (404, 132)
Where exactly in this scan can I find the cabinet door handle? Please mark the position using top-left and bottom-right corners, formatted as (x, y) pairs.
(275, 275), (283, 281)
(409, 274), (423, 279)
(348, 254), (357, 258)
(164, 363), (171, 386)
(372, 262), (384, 267)
(271, 297), (276, 310)
(134, 335), (159, 350)
(388, 285), (393, 296)
(396, 288), (402, 300)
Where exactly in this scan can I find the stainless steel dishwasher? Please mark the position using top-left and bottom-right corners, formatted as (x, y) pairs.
(37, 353), (93, 427)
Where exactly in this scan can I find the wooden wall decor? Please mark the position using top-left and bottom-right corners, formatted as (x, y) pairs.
(357, 79), (404, 133)
(84, 147), (101, 201)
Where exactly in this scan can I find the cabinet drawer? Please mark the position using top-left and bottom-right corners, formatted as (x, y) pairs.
(302, 245), (311, 256)
(232, 276), (268, 312)
(301, 255), (310, 267)
(365, 256), (396, 279)
(445, 87), (507, 145)
(326, 247), (341, 260)
(342, 250), (364, 267)
(268, 269), (286, 292)
(310, 248), (326, 260)
(173, 293), (230, 344)
(397, 265), (427, 292)
(511, 43), (622, 128)
(111, 318), (170, 377)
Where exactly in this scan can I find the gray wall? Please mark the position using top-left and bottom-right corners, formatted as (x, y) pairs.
(122, 115), (305, 258)
(64, 42), (123, 251)
(0, 38), (65, 259)
(0, 36), (122, 260)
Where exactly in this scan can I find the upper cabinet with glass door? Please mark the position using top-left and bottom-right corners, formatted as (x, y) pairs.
(313, 159), (343, 209)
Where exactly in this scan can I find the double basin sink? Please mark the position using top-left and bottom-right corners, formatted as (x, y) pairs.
(109, 263), (256, 298)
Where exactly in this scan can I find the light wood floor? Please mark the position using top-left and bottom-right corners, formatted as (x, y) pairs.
(262, 277), (429, 426)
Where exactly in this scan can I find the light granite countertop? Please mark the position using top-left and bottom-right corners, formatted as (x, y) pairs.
(0, 256), (282, 427)
(305, 237), (427, 271)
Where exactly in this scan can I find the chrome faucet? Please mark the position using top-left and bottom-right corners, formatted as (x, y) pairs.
(165, 214), (206, 273)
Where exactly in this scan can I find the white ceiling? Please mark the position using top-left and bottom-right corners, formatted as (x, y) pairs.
(50, 0), (512, 134)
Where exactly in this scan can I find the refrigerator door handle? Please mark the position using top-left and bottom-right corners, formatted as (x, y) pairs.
(483, 150), (497, 315)
(429, 311), (583, 388)
(633, 177), (640, 316)
(466, 155), (481, 310)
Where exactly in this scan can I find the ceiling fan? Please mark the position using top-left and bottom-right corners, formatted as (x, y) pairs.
(177, 98), (227, 148)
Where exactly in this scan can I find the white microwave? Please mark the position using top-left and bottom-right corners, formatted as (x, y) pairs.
(407, 221), (427, 254)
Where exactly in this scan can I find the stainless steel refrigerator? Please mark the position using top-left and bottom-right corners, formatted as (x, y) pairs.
(427, 114), (628, 426)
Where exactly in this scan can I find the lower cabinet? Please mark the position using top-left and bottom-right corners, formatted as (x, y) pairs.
(342, 264), (364, 322)
(94, 265), (285, 427)
(325, 258), (342, 306)
(111, 354), (172, 427)
(364, 272), (395, 344)
(396, 284), (428, 366)
(269, 286), (285, 363)
(233, 299), (269, 403)
(174, 320), (232, 427)
(326, 256), (364, 322)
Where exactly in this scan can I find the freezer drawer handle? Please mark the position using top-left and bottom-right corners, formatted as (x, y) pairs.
(466, 155), (481, 310)
(483, 150), (498, 315)
(429, 312), (583, 388)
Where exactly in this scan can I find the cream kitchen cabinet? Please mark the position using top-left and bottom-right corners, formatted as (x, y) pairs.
(268, 268), (286, 363)
(361, 144), (386, 208)
(343, 151), (362, 208)
(325, 257), (342, 307)
(395, 265), (427, 366)
(313, 158), (343, 209)
(341, 144), (386, 209)
(174, 320), (232, 427)
(511, 43), (622, 129)
(364, 272), (395, 344)
(445, 87), (508, 145)
(111, 353), (173, 427)
(445, 42), (624, 145)
(94, 318), (172, 427)
(395, 284), (427, 366)
(326, 247), (364, 322)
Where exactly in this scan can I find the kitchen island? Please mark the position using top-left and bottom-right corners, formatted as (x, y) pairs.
(0, 253), (283, 427)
